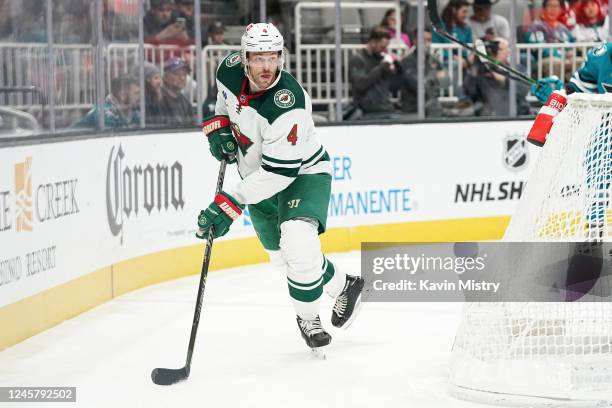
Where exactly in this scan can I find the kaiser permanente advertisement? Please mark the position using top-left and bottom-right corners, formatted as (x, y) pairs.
(0, 120), (536, 311)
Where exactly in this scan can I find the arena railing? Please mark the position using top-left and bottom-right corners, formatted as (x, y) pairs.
(430, 41), (599, 100)
(0, 41), (601, 124)
(107, 43), (197, 103)
(202, 43), (407, 120)
(0, 42), (95, 111)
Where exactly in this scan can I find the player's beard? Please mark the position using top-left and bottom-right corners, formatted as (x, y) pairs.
(247, 67), (279, 92)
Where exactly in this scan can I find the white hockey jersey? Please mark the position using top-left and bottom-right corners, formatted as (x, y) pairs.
(214, 52), (331, 205)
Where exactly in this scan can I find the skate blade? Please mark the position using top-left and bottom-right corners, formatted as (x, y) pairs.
(309, 347), (327, 360)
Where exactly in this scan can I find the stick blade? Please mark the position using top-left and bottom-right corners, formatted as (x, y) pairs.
(151, 366), (190, 385)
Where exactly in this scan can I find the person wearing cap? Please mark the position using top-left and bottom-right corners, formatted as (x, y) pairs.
(160, 57), (195, 126)
(468, 0), (511, 40)
(206, 21), (227, 46)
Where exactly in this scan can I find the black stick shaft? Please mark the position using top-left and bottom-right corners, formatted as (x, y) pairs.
(427, 0), (536, 86)
(184, 159), (227, 370)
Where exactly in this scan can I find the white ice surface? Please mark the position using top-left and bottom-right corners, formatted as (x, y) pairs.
(0, 251), (487, 408)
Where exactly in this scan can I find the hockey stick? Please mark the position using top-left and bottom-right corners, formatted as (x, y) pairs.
(427, 0), (536, 85)
(151, 158), (228, 386)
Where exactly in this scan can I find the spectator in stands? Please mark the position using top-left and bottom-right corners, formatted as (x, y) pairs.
(434, 0), (473, 70)
(206, 21), (228, 46)
(463, 38), (530, 116)
(380, 9), (411, 48)
(348, 27), (406, 118)
(399, 27), (447, 116)
(571, 0), (608, 41)
(132, 62), (166, 126)
(434, 0), (473, 45)
(173, 0), (195, 42)
(469, 0), (511, 40)
(160, 57), (195, 126)
(144, 0), (190, 45)
(73, 74), (140, 128)
(525, 0), (576, 78)
(565, 0), (609, 27)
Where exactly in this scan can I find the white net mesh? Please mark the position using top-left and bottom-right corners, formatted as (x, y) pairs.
(450, 93), (612, 406)
(505, 93), (612, 242)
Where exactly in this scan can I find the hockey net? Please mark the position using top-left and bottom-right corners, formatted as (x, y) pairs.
(449, 93), (612, 407)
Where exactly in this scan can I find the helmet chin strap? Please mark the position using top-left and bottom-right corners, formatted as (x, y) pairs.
(245, 65), (282, 92)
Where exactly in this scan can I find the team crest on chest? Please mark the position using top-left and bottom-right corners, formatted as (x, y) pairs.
(226, 53), (241, 67)
(274, 89), (295, 108)
(230, 122), (254, 155)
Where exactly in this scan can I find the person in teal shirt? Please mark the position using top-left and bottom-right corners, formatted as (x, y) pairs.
(73, 74), (141, 129)
(432, 0), (474, 67)
(432, 0), (474, 46)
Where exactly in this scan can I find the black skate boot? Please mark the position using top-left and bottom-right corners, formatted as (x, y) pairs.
(296, 315), (332, 348)
(331, 275), (365, 328)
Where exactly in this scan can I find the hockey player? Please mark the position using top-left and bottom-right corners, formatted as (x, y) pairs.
(196, 23), (365, 349)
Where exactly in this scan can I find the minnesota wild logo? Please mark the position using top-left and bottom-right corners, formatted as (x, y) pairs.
(230, 122), (253, 155)
(274, 89), (295, 108)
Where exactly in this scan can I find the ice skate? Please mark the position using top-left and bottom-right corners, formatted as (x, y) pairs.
(331, 275), (365, 329)
(296, 315), (331, 353)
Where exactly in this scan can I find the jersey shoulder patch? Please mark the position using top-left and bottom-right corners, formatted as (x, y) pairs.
(591, 43), (609, 57)
(217, 52), (244, 96)
(256, 71), (306, 124)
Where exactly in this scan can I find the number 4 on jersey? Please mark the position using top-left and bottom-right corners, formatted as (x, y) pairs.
(287, 124), (298, 145)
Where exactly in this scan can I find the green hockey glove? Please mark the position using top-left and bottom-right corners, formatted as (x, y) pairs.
(196, 191), (244, 239)
(202, 115), (237, 163)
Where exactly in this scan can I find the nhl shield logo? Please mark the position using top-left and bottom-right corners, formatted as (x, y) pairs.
(503, 134), (528, 171)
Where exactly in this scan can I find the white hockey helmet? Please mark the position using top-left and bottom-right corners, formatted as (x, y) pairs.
(241, 23), (285, 73)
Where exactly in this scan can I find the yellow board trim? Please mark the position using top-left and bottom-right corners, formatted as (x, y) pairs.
(0, 216), (510, 351)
